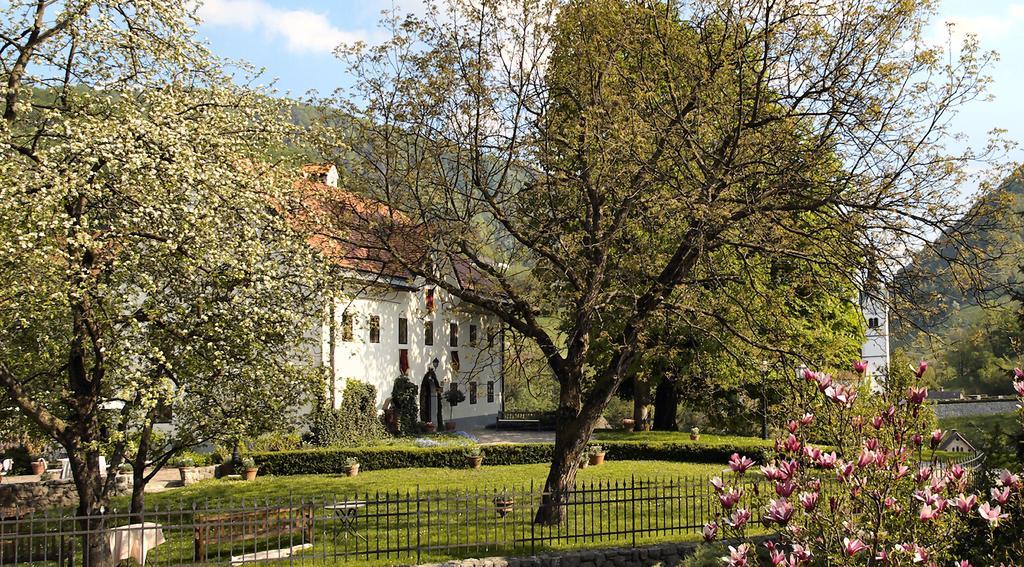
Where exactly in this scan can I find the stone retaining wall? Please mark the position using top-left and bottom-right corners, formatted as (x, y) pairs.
(0, 477), (130, 518)
(415, 541), (704, 567)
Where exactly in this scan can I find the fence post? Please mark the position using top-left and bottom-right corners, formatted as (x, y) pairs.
(416, 486), (421, 565)
(630, 475), (636, 548)
(530, 480), (535, 556)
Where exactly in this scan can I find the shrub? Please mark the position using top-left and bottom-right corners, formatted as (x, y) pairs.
(390, 375), (419, 436)
(250, 438), (769, 475)
(247, 431), (302, 452)
(702, 359), (1024, 566)
(307, 381), (389, 446)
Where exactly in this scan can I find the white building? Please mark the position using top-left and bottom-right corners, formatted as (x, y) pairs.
(860, 282), (890, 393)
(300, 165), (505, 429)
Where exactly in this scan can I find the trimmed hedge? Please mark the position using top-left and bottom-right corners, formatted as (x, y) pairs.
(250, 439), (772, 476)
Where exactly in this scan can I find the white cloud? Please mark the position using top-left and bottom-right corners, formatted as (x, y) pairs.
(936, 3), (1024, 44)
(196, 0), (364, 54)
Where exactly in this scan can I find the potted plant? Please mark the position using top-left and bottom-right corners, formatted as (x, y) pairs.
(444, 387), (466, 407)
(343, 457), (360, 477)
(422, 421), (436, 433)
(578, 454), (589, 469)
(117, 463), (133, 476)
(445, 421), (457, 431)
(690, 427), (701, 441)
(465, 447), (483, 469)
(30, 457), (47, 476)
(622, 418), (636, 432)
(588, 445), (606, 466)
(241, 457), (258, 481)
(177, 456), (197, 482)
(493, 491), (515, 517)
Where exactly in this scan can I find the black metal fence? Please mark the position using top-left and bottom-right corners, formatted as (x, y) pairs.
(1, 452), (985, 566)
(0, 476), (762, 566)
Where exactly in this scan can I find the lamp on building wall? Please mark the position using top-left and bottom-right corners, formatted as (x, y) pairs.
(432, 358), (440, 370)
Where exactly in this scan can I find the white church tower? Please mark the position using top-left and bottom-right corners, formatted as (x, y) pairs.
(859, 279), (890, 393)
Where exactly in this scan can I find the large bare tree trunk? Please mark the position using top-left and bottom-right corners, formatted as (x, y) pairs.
(71, 454), (114, 567)
(534, 409), (604, 525)
(653, 377), (678, 431)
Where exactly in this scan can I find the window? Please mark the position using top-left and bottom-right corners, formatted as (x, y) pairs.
(341, 312), (354, 342)
(450, 322), (459, 347)
(424, 321), (434, 346)
(369, 315), (380, 343)
(399, 349), (410, 375)
(398, 317), (408, 345)
(487, 381), (494, 403)
(426, 288), (436, 312)
(469, 381), (477, 404)
(868, 317), (880, 329)
(469, 324), (478, 346)
(451, 351), (460, 371)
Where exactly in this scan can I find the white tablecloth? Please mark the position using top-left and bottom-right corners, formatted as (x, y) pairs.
(107, 522), (165, 566)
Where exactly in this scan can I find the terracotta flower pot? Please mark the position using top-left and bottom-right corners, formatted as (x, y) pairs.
(422, 422), (436, 433)
(588, 452), (606, 466)
(445, 421), (457, 431)
(345, 464), (360, 477)
(242, 468), (258, 481)
(690, 433), (700, 441)
(621, 418), (635, 432)
(466, 455), (483, 469)
(31, 461), (46, 476)
(493, 498), (515, 517)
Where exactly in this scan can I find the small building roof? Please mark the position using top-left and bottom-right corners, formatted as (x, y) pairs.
(937, 430), (976, 453)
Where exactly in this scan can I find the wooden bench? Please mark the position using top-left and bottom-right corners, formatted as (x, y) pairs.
(193, 506), (313, 562)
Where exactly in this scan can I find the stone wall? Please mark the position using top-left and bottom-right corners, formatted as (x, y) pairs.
(416, 542), (704, 567)
(0, 476), (130, 518)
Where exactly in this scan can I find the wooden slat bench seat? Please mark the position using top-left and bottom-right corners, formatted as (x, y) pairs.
(193, 506), (313, 562)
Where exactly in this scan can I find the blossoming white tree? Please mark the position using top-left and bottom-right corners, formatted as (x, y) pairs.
(0, 2), (327, 564)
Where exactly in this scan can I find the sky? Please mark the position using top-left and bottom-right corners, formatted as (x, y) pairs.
(194, 0), (1024, 171)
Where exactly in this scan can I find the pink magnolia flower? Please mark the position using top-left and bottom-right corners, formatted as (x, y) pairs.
(719, 488), (743, 509)
(802, 368), (818, 382)
(727, 507), (751, 529)
(853, 360), (869, 374)
(915, 466), (932, 483)
(991, 486), (1011, 505)
(929, 429), (943, 449)
(1014, 367), (1024, 380)
(843, 538), (868, 556)
(907, 386), (928, 404)
(778, 459), (800, 479)
(798, 491), (818, 512)
(765, 498), (794, 525)
(1015, 380), (1024, 398)
(864, 438), (879, 451)
(870, 415), (884, 429)
(914, 360), (928, 378)
(783, 434), (801, 453)
(799, 413), (814, 426)
(998, 469), (1021, 490)
(723, 544), (751, 567)
(912, 433), (923, 446)
(825, 383), (857, 408)
(918, 503), (940, 522)
(803, 445), (821, 462)
(953, 493), (977, 514)
(815, 374), (833, 392)
(856, 447), (875, 469)
(775, 480), (796, 498)
(710, 476), (726, 493)
(702, 521), (717, 542)
(786, 420), (799, 433)
(789, 544), (812, 563)
(761, 464), (782, 481)
(836, 461), (855, 482)
(955, 561), (973, 567)
(978, 502), (1008, 526)
(728, 453), (755, 474)
(948, 464), (966, 481)
(815, 452), (837, 469)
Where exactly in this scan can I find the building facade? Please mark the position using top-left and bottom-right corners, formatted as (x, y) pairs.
(860, 284), (891, 393)
(301, 164), (505, 428)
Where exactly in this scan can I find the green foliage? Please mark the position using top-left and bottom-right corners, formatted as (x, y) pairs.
(246, 431), (303, 453)
(390, 376), (420, 436)
(251, 437), (773, 476)
(930, 307), (1022, 395)
(307, 381), (388, 447)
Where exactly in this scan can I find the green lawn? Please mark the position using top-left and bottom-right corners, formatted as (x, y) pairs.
(136, 460), (725, 508)
(593, 430), (774, 449)
(96, 461), (736, 567)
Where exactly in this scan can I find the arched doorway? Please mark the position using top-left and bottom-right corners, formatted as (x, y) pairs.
(419, 369), (442, 426)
